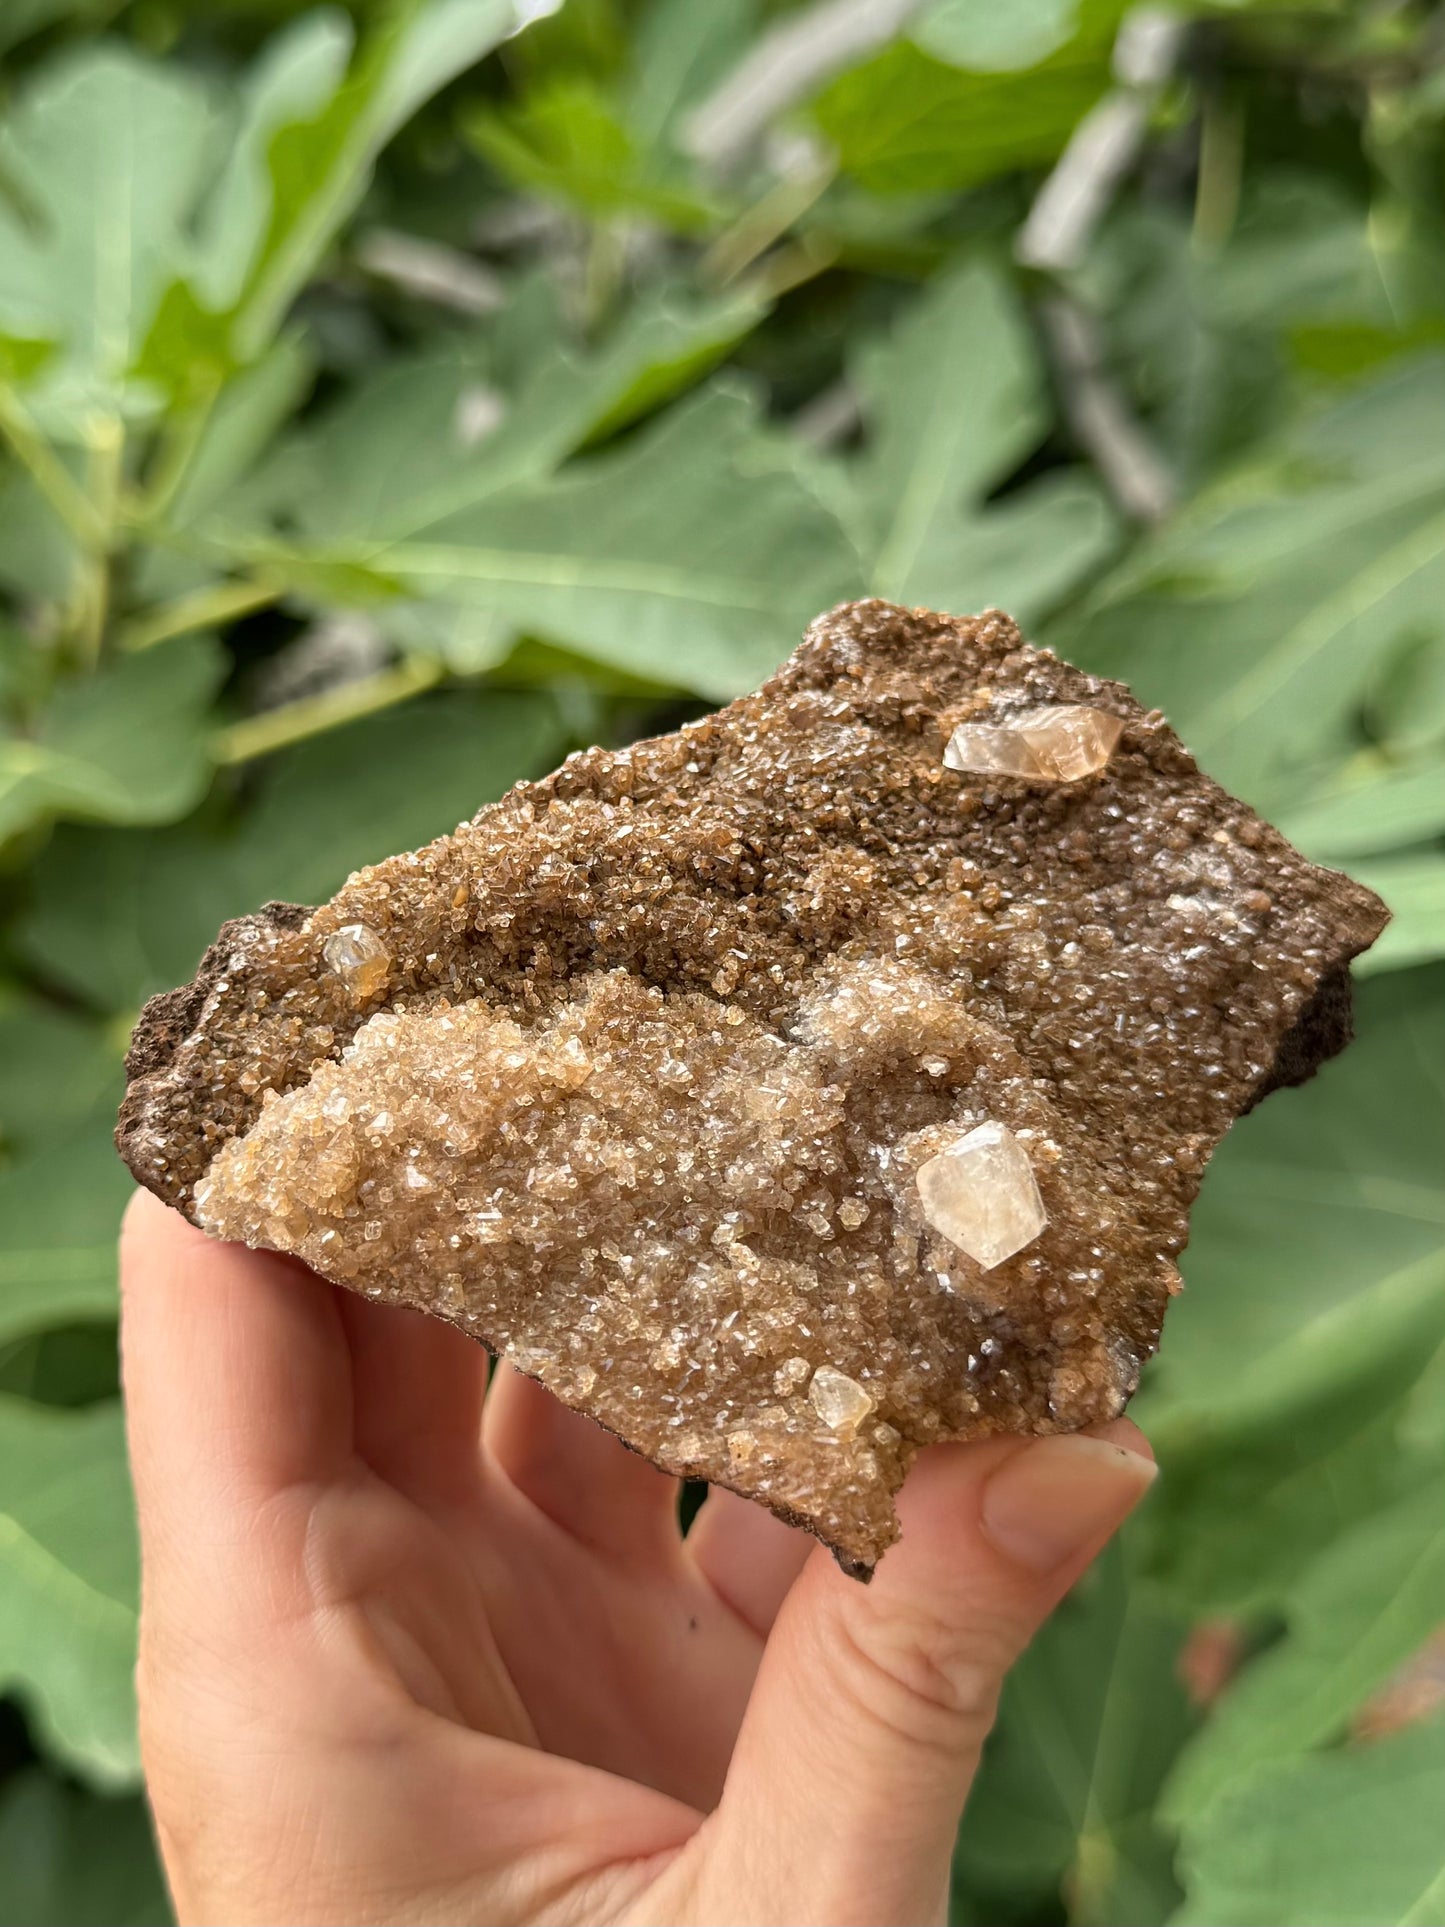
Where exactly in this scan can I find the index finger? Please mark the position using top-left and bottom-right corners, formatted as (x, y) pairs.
(119, 1188), (354, 1552)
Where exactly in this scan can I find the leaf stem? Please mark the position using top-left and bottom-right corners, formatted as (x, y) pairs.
(74, 416), (125, 668)
(212, 655), (443, 764)
(1193, 85), (1245, 254)
(700, 156), (836, 289)
(137, 381), (221, 528)
(121, 578), (282, 652)
(0, 386), (108, 551)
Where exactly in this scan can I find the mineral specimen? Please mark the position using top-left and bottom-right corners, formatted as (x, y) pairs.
(116, 601), (1388, 1576)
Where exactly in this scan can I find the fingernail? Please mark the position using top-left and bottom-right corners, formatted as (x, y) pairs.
(980, 1433), (1157, 1574)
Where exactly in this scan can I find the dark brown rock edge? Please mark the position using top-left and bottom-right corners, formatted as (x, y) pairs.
(117, 602), (1388, 1575)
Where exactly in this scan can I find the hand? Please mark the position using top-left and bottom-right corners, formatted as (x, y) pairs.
(121, 1188), (1155, 1927)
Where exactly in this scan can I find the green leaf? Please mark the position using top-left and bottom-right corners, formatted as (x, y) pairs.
(1075, 174), (1412, 488)
(1135, 969), (1445, 1612)
(0, 1396), (139, 1786)
(0, 1), (110, 56)
(829, 261), (1115, 623)
(464, 0), (748, 228)
(0, 636), (223, 844)
(1165, 1477), (1445, 1827)
(813, 2), (1121, 197)
(18, 687), (567, 1012)
(131, 332), (317, 605)
(1063, 356), (1445, 813)
(0, 457), (83, 606)
(154, 334), (316, 535)
(1369, 626), (1445, 757)
(1278, 759), (1445, 860)
(1145, 968), (1445, 1425)
(912, 0), (1081, 73)
(1350, 853), (1445, 975)
(956, 1541), (1194, 1927)
(0, 46), (218, 431)
(625, 0), (755, 151)
(247, 284), (766, 549)
(0, 1771), (169, 1927)
(252, 386), (859, 698)
(137, 1), (522, 386)
(1174, 1718), (1445, 1927)
(1143, 1390), (1435, 1622)
(205, 282), (771, 679)
(0, 998), (128, 1348)
(466, 74), (714, 230)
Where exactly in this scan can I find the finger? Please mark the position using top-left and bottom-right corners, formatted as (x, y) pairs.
(334, 1292), (488, 1502)
(698, 1420), (1156, 1927)
(686, 1488), (812, 1636)
(120, 1188), (353, 1533)
(483, 1362), (681, 1564)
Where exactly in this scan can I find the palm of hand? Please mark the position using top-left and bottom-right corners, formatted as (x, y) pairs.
(309, 1366), (776, 1807)
(125, 1200), (804, 1924)
(122, 1190), (1153, 1927)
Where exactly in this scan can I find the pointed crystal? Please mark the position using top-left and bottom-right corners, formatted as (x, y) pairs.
(809, 1365), (874, 1433)
(917, 1122), (1047, 1269)
(944, 704), (1122, 783)
(322, 923), (391, 999)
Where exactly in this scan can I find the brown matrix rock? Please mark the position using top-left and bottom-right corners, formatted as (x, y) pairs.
(117, 602), (1388, 1575)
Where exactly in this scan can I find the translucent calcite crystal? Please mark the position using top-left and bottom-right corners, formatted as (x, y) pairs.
(116, 600), (1389, 1576)
(322, 923), (391, 1000)
(809, 1366), (875, 1434)
(944, 703), (1124, 782)
(916, 1123), (1048, 1270)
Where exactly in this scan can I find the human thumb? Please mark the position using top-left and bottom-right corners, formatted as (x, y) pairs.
(693, 1421), (1155, 1927)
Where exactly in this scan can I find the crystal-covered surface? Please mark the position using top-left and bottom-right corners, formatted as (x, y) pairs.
(944, 703), (1124, 782)
(118, 600), (1390, 1576)
(916, 1122), (1047, 1269)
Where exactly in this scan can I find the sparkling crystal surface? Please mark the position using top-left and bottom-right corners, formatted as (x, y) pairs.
(916, 1122), (1048, 1269)
(116, 600), (1389, 1576)
(944, 703), (1124, 782)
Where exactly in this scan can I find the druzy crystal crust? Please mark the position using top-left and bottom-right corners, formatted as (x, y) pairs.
(916, 1122), (1048, 1270)
(116, 601), (1389, 1576)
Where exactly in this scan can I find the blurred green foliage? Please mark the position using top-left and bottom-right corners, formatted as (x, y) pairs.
(1, 2), (1443, 1922)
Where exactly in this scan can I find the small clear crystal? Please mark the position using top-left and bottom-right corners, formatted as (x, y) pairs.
(322, 923), (391, 999)
(774, 1355), (812, 1394)
(944, 704), (1122, 783)
(809, 1364), (874, 1433)
(917, 1121), (1047, 1269)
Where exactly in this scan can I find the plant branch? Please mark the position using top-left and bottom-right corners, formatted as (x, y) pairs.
(1017, 6), (1186, 272)
(121, 578), (283, 653)
(212, 654), (443, 765)
(700, 152), (837, 288)
(0, 386), (108, 551)
(1039, 294), (1176, 525)
(1193, 84), (1245, 254)
(683, 0), (926, 173)
(1017, 6), (1182, 525)
(74, 415), (124, 668)
(137, 381), (221, 529)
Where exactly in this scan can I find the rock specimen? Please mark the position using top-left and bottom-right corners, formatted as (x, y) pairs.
(116, 601), (1388, 1575)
